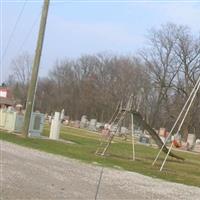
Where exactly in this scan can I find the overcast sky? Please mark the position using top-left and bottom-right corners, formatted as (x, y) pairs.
(1, 0), (200, 83)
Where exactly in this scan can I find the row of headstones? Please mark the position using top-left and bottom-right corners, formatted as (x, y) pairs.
(49, 113), (200, 153)
(159, 128), (200, 152)
(48, 113), (130, 141)
(0, 108), (45, 136)
(80, 115), (102, 131)
(48, 113), (101, 140)
(79, 115), (129, 135)
(186, 134), (200, 152)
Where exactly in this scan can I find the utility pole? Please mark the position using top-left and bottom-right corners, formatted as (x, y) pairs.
(131, 113), (135, 161)
(22, 0), (50, 137)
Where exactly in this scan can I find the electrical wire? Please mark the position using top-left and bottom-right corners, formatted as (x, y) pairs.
(2, 0), (28, 59)
(17, 13), (40, 53)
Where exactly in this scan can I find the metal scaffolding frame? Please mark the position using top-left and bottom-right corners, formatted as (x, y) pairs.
(152, 75), (200, 171)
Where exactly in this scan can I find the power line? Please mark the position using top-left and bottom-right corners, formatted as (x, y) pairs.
(2, 0), (28, 59)
(17, 13), (41, 53)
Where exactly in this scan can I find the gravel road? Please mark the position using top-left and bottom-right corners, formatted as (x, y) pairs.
(1, 141), (200, 200)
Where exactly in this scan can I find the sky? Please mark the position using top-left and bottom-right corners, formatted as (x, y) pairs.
(1, 0), (200, 83)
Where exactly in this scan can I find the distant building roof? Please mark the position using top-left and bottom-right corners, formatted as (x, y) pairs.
(0, 86), (16, 107)
(0, 97), (15, 106)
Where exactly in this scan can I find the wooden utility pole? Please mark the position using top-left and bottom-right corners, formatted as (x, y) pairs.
(22, 0), (50, 137)
(131, 113), (135, 161)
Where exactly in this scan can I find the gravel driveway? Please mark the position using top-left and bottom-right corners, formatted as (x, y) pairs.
(1, 141), (200, 200)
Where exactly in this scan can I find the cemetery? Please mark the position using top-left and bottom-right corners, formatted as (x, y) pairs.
(2, 1), (200, 199)
(0, 28), (200, 187)
(1, 83), (200, 187)
(1, 79), (200, 181)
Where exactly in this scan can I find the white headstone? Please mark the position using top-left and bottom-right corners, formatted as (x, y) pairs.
(60, 109), (65, 121)
(80, 115), (88, 128)
(49, 112), (61, 140)
(88, 119), (97, 131)
(96, 122), (103, 129)
(193, 139), (200, 153)
(187, 134), (195, 147)
(121, 127), (128, 134)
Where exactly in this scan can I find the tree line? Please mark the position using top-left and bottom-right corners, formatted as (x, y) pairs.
(7, 23), (200, 139)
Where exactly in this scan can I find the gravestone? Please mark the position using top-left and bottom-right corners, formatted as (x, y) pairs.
(110, 124), (118, 133)
(0, 109), (45, 135)
(0, 109), (6, 127)
(80, 115), (88, 128)
(187, 134), (196, 148)
(49, 112), (61, 140)
(15, 114), (24, 132)
(121, 127), (128, 134)
(29, 112), (45, 137)
(60, 109), (65, 122)
(88, 119), (97, 131)
(74, 120), (80, 128)
(193, 139), (200, 153)
(159, 128), (166, 137)
(96, 122), (104, 131)
(139, 135), (150, 144)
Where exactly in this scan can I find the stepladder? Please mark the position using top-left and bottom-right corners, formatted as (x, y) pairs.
(95, 95), (134, 156)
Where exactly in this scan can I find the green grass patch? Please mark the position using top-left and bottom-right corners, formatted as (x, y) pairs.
(1, 125), (200, 187)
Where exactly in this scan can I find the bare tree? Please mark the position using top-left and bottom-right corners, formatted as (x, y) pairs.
(9, 52), (33, 106)
(6, 23), (199, 139)
(140, 23), (180, 127)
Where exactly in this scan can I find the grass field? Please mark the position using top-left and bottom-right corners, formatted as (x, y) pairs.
(1, 125), (200, 187)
